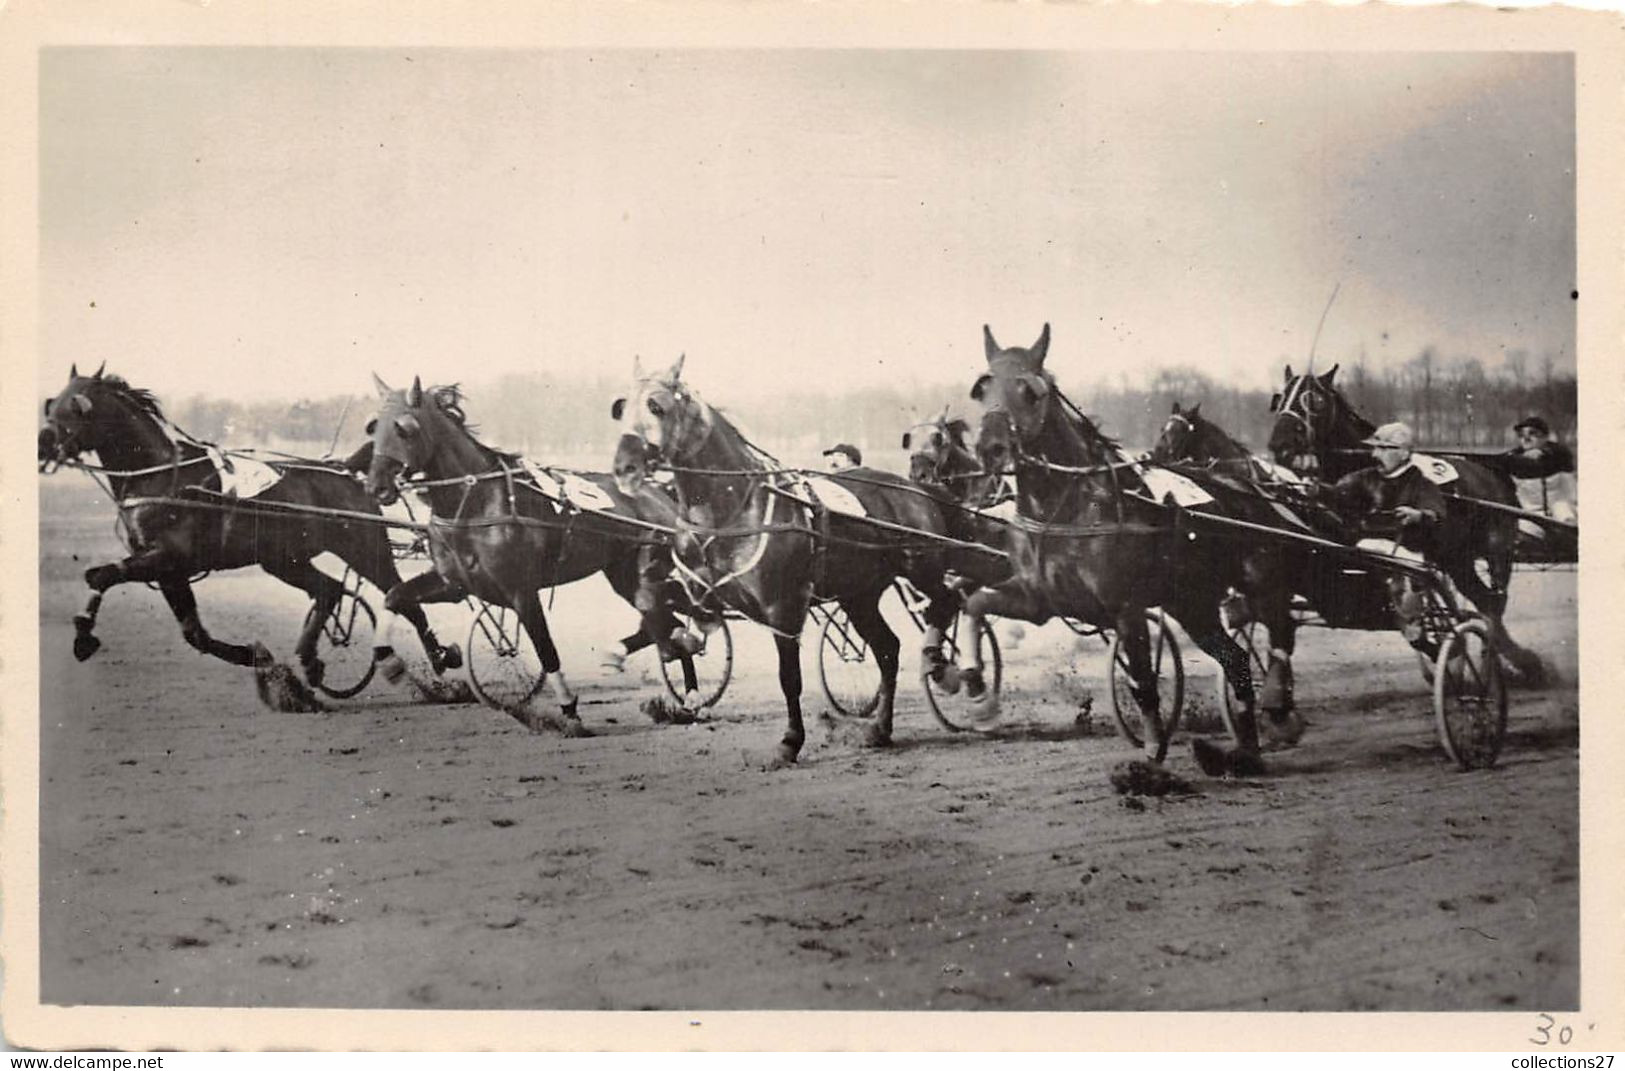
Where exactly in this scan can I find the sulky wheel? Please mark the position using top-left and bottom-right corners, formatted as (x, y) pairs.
(817, 604), (882, 718)
(659, 612), (734, 711)
(465, 603), (545, 712)
(924, 614), (1003, 733)
(303, 586), (378, 699)
(1433, 617), (1508, 770)
(1109, 609), (1185, 761)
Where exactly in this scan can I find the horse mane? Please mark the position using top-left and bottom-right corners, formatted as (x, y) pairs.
(97, 375), (167, 422)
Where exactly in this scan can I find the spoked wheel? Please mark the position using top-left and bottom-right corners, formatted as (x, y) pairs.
(465, 603), (545, 712)
(303, 583), (378, 699)
(1109, 609), (1185, 761)
(817, 605), (881, 718)
(658, 613), (734, 711)
(924, 615), (1003, 733)
(1219, 618), (1273, 744)
(1433, 617), (1508, 770)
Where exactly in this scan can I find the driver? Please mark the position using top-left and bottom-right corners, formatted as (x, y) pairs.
(1327, 422), (1447, 641)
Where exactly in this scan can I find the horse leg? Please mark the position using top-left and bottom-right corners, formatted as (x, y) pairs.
(1113, 606), (1167, 765)
(260, 558), (345, 689)
(350, 551), (464, 677)
(838, 590), (901, 748)
(511, 590), (590, 738)
(74, 546), (192, 661)
(1246, 551), (1303, 746)
(767, 634), (806, 769)
(156, 576), (322, 713)
(608, 556), (702, 702)
(959, 584), (1046, 711)
(1462, 547), (1546, 686)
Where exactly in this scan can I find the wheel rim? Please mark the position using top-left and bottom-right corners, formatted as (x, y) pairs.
(306, 593), (378, 699)
(466, 605), (545, 712)
(660, 615), (734, 709)
(924, 617), (1003, 733)
(1218, 619), (1271, 732)
(1434, 620), (1508, 770)
(817, 608), (881, 718)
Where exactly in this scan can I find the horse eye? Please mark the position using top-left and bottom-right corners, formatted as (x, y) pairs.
(611, 398), (626, 421)
(970, 374), (993, 402)
(647, 398), (665, 418)
(1020, 382), (1040, 405)
(397, 416), (420, 437)
(73, 395), (94, 415)
(364, 418), (377, 436)
(43, 399), (53, 417)
(1303, 392), (1325, 413)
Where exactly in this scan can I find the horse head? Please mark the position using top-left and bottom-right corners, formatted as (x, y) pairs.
(611, 354), (704, 495)
(364, 373), (465, 505)
(970, 323), (1056, 475)
(1151, 401), (1202, 464)
(38, 362), (116, 466)
(904, 410), (975, 489)
(1267, 363), (1342, 475)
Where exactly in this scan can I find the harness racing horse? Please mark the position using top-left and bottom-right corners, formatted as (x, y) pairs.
(961, 325), (1297, 776)
(36, 366), (462, 709)
(611, 355), (980, 767)
(362, 375), (706, 735)
(1264, 364), (1541, 679)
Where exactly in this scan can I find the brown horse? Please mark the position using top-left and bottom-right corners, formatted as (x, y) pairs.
(1264, 364), (1542, 678)
(361, 375), (705, 735)
(611, 355), (985, 766)
(37, 366), (462, 708)
(961, 325), (1300, 775)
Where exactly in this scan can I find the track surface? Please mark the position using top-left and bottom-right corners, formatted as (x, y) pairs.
(37, 478), (1580, 1011)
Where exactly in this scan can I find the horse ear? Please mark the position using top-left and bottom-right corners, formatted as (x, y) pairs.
(94, 361), (106, 379)
(372, 372), (394, 398)
(901, 431), (913, 450)
(1171, 401), (1182, 415)
(666, 353), (685, 383)
(70, 362), (79, 378)
(1189, 402), (1201, 419)
(1319, 363), (1339, 384)
(1032, 323), (1050, 365)
(611, 397), (626, 421)
(1284, 364), (1295, 382)
(632, 354), (646, 381)
(407, 376), (423, 408)
(983, 324), (999, 361)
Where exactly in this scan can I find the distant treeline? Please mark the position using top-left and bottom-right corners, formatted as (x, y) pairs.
(164, 349), (1576, 467)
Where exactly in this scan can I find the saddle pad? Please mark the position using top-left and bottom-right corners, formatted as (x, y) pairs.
(212, 450), (283, 499)
(1137, 465), (1215, 507)
(521, 460), (616, 512)
(1410, 453), (1459, 486)
(977, 500), (1019, 522)
(1356, 537), (1425, 563)
(805, 475), (868, 518)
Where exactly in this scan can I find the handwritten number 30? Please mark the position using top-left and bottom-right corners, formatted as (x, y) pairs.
(1530, 1013), (1573, 1046)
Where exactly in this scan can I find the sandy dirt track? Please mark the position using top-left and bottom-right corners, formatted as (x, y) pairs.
(36, 478), (1579, 1012)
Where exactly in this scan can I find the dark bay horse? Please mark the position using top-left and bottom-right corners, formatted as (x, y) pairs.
(362, 375), (700, 735)
(36, 366), (461, 708)
(961, 325), (1300, 775)
(611, 356), (978, 766)
(1264, 364), (1539, 676)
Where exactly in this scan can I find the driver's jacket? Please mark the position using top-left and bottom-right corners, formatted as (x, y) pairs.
(1328, 460), (1447, 558)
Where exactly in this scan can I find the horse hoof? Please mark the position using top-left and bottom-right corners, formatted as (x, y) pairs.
(1192, 738), (1229, 777)
(560, 719), (594, 739)
(72, 634), (102, 662)
(962, 669), (986, 701)
(437, 644), (463, 672)
(765, 743), (801, 770)
(599, 649), (627, 673)
(862, 725), (893, 749)
(301, 657), (326, 690)
(1263, 708), (1305, 748)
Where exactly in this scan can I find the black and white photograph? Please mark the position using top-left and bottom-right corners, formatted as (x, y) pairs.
(3, 1), (1621, 1053)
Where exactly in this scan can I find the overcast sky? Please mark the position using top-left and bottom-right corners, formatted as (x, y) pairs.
(40, 48), (1574, 403)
